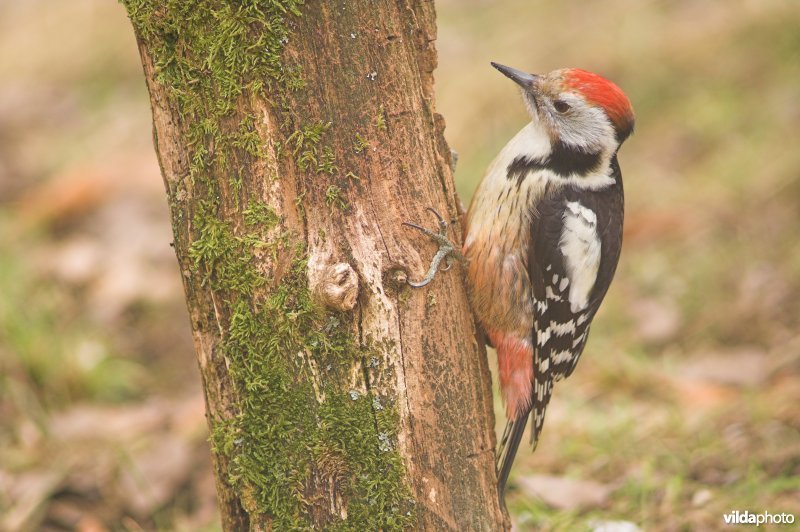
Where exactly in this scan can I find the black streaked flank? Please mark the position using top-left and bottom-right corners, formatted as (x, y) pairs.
(507, 140), (602, 184)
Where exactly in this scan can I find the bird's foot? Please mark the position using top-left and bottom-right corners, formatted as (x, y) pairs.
(402, 207), (465, 288)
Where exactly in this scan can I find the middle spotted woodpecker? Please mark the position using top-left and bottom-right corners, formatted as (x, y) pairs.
(404, 62), (634, 498)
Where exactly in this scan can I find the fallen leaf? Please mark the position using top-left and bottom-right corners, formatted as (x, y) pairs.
(692, 488), (713, 507)
(77, 514), (110, 532)
(629, 297), (682, 344)
(589, 520), (642, 532)
(118, 435), (194, 517)
(49, 237), (103, 285)
(515, 474), (612, 511)
(680, 347), (769, 387)
(674, 380), (737, 411)
(49, 401), (168, 443)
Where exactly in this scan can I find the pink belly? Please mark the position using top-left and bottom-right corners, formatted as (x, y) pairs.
(488, 329), (533, 420)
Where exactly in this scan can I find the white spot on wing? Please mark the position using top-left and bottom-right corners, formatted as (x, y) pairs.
(537, 326), (552, 346)
(550, 320), (577, 336)
(560, 201), (601, 312)
(552, 350), (573, 364)
(545, 286), (561, 301)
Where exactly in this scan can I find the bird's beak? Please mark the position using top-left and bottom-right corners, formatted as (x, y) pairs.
(491, 62), (540, 90)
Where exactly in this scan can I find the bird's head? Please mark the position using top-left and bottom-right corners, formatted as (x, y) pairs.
(491, 63), (634, 153)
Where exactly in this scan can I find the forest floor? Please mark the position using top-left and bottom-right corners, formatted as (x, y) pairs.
(1, 1), (798, 530)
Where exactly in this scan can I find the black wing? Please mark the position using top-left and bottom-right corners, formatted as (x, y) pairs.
(527, 162), (624, 445)
(497, 158), (624, 496)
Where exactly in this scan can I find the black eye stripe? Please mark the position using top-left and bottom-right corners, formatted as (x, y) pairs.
(554, 100), (571, 113)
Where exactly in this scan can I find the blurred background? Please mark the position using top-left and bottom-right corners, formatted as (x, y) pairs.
(1, 0), (798, 530)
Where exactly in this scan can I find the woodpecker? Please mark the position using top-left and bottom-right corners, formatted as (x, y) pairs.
(405, 63), (633, 497)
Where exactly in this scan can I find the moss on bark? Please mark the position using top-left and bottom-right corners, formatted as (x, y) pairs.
(121, 0), (415, 529)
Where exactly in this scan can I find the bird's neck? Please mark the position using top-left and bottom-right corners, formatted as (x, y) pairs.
(515, 120), (618, 190)
(465, 122), (619, 249)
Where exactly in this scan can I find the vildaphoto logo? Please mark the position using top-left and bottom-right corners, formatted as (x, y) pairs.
(723, 510), (796, 526)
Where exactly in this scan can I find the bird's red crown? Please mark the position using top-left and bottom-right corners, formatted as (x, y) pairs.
(565, 69), (634, 139)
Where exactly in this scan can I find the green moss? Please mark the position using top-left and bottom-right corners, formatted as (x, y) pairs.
(375, 104), (387, 130)
(426, 292), (437, 309)
(293, 189), (307, 217)
(123, 0), (305, 104)
(319, 392), (415, 531)
(187, 201), (265, 294)
(243, 200), (280, 229)
(122, 1), (415, 528)
(325, 185), (349, 211)
(123, 0), (306, 191)
(352, 133), (369, 153)
(315, 146), (339, 174)
(211, 258), (415, 530)
(287, 122), (339, 174)
(232, 115), (267, 159)
(231, 170), (243, 208)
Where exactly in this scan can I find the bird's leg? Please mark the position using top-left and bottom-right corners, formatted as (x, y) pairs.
(402, 207), (465, 288)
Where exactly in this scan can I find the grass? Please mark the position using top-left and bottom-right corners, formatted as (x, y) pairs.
(0, 223), (145, 409)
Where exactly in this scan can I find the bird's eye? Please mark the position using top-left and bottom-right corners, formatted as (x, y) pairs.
(554, 100), (571, 113)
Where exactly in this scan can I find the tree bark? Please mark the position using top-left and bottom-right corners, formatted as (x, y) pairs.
(123, 0), (506, 529)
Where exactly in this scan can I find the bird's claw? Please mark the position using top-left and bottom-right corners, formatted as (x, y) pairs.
(402, 207), (464, 288)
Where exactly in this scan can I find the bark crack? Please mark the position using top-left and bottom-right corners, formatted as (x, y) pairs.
(394, 300), (417, 451)
(370, 194), (392, 262)
(365, 182), (418, 461)
(466, 447), (495, 460)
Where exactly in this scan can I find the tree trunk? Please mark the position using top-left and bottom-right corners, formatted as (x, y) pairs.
(122, 0), (506, 529)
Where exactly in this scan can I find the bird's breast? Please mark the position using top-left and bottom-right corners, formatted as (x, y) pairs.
(463, 163), (548, 337)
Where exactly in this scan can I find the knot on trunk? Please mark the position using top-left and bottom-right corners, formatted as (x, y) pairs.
(312, 262), (359, 311)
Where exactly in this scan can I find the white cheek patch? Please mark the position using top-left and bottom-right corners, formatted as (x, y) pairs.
(553, 99), (616, 154)
(559, 201), (601, 312)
